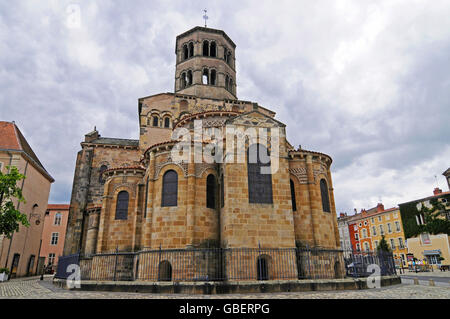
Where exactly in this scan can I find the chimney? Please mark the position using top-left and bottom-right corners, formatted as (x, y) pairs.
(377, 203), (384, 212)
(433, 187), (442, 196)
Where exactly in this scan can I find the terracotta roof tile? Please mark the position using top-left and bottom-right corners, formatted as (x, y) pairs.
(0, 121), (21, 150)
(0, 121), (52, 181)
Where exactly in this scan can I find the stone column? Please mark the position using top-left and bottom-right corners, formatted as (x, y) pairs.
(306, 155), (320, 247)
(85, 209), (100, 255)
(186, 147), (196, 247)
(145, 151), (155, 249)
(327, 168), (341, 248)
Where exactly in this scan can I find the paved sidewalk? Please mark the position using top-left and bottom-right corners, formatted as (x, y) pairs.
(0, 276), (449, 299)
(399, 270), (450, 278)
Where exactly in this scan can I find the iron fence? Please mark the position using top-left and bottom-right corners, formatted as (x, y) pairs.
(56, 247), (396, 282)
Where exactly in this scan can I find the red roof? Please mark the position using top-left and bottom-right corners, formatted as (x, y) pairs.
(0, 121), (21, 150)
(0, 121), (53, 182)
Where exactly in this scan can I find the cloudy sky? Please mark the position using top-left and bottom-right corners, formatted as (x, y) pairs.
(1, 0), (449, 215)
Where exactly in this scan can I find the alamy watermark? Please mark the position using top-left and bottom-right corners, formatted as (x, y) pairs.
(170, 120), (281, 174)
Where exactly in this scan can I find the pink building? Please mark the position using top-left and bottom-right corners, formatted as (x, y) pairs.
(39, 204), (69, 272)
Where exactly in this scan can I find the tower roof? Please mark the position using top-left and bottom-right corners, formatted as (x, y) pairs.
(175, 26), (236, 52)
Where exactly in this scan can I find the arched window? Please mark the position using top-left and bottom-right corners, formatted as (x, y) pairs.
(164, 117), (170, 128)
(210, 41), (216, 57)
(229, 78), (233, 93)
(181, 72), (186, 89)
(257, 255), (269, 280)
(162, 170), (178, 207)
(202, 69), (209, 85)
(183, 44), (188, 60)
(320, 179), (330, 213)
(152, 116), (159, 127)
(227, 51), (232, 65)
(203, 40), (209, 56)
(224, 48), (228, 63)
(290, 179), (297, 211)
(158, 260), (172, 281)
(206, 174), (216, 209)
(247, 144), (273, 204)
(189, 42), (194, 57)
(99, 165), (108, 184)
(210, 69), (216, 85)
(225, 75), (229, 90)
(187, 70), (192, 85)
(115, 191), (129, 220)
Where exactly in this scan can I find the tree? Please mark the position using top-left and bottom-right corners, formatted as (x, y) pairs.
(376, 235), (391, 253)
(416, 198), (450, 236)
(0, 166), (29, 238)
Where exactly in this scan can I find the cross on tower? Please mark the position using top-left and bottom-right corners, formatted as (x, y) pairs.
(203, 9), (208, 27)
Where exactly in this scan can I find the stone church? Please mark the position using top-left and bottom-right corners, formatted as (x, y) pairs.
(63, 27), (341, 279)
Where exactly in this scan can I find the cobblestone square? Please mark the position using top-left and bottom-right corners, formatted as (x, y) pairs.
(0, 275), (448, 299)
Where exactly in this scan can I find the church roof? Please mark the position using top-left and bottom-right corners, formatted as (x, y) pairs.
(0, 121), (54, 182)
(86, 137), (139, 147)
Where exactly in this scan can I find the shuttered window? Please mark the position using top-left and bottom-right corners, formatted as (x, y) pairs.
(320, 179), (330, 213)
(247, 144), (273, 204)
(162, 170), (178, 207)
(115, 191), (129, 220)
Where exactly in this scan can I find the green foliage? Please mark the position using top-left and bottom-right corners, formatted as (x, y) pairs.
(400, 195), (450, 238)
(0, 267), (10, 275)
(0, 166), (29, 238)
(416, 198), (450, 237)
(376, 235), (392, 253)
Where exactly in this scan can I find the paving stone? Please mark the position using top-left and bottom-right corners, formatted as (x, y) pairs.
(1, 277), (449, 299)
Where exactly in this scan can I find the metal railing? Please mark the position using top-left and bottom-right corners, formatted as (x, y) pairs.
(56, 247), (396, 282)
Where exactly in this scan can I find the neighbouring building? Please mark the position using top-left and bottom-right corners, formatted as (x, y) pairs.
(443, 168), (450, 191)
(0, 121), (54, 277)
(62, 26), (342, 281)
(39, 204), (70, 272)
(337, 213), (352, 252)
(343, 204), (408, 267)
(399, 188), (450, 269)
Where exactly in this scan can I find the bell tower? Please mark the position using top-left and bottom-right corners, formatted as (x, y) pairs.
(174, 26), (237, 100)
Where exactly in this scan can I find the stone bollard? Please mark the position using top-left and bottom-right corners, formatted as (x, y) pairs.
(413, 278), (419, 285)
(429, 279), (435, 286)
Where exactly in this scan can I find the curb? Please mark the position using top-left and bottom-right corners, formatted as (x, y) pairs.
(53, 275), (401, 294)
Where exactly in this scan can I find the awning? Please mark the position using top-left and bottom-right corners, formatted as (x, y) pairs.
(423, 250), (441, 256)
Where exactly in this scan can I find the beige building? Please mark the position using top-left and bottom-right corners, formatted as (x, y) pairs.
(399, 188), (450, 270)
(63, 26), (341, 281)
(0, 121), (54, 277)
